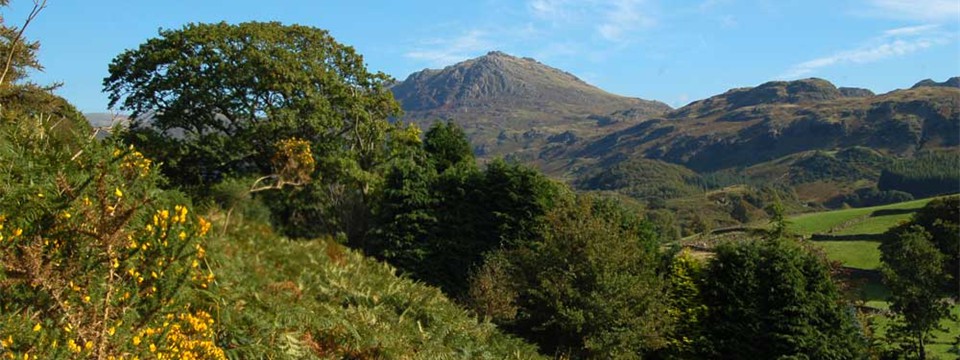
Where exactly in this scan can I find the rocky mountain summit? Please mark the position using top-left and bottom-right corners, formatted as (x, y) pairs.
(391, 51), (670, 157)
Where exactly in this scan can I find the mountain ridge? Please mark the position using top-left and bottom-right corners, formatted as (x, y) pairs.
(390, 51), (670, 158)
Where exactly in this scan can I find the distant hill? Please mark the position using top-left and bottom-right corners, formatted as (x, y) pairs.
(555, 78), (959, 173)
(84, 112), (128, 128)
(391, 51), (670, 158)
(911, 76), (960, 89)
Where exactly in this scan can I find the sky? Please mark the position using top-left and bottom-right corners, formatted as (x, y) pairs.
(5, 0), (960, 112)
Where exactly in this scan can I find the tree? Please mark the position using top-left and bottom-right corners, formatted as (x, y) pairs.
(879, 197), (959, 360)
(365, 149), (437, 275)
(880, 226), (953, 360)
(423, 120), (474, 173)
(699, 238), (866, 359)
(893, 196), (959, 295)
(0, 0), (43, 86)
(0, 0), (86, 131)
(504, 196), (670, 359)
(103, 21), (401, 238)
(103, 21), (400, 193)
(657, 249), (707, 359)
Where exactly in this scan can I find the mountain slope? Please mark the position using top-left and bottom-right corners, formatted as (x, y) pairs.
(559, 78), (960, 173)
(391, 51), (670, 158)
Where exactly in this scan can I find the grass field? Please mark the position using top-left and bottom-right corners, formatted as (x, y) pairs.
(871, 306), (960, 356)
(797, 197), (958, 358)
(789, 197), (932, 235)
(816, 241), (881, 270)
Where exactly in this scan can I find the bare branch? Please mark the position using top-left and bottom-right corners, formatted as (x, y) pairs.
(0, 0), (47, 85)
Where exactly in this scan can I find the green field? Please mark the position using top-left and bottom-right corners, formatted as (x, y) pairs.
(815, 241), (881, 270)
(789, 197), (932, 235)
(798, 197), (958, 358)
(871, 306), (960, 356)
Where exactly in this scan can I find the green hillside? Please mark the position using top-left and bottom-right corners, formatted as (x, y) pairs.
(204, 213), (545, 359)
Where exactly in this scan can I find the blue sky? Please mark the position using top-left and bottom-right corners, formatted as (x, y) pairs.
(6, 0), (960, 112)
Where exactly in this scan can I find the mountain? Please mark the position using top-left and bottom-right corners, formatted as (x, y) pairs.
(536, 77), (958, 227)
(555, 78), (959, 173)
(911, 76), (960, 89)
(391, 51), (670, 158)
(84, 112), (128, 128)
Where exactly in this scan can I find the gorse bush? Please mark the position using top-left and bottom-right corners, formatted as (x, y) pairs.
(0, 117), (224, 359)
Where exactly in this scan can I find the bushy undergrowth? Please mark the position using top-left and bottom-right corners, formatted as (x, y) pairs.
(0, 118), (224, 359)
(202, 205), (546, 359)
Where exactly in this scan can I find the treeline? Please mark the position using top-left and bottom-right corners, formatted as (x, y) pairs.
(879, 151), (960, 198)
(367, 121), (868, 358)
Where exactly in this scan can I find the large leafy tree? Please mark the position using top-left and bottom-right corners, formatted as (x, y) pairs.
(503, 196), (670, 359)
(699, 237), (866, 359)
(880, 226), (952, 360)
(423, 120), (473, 173)
(879, 196), (959, 359)
(103, 21), (401, 192)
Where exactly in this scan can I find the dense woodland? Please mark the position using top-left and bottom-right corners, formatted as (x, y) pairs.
(0, 3), (958, 359)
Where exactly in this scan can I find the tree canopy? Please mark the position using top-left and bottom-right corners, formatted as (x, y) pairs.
(699, 237), (866, 359)
(103, 21), (401, 190)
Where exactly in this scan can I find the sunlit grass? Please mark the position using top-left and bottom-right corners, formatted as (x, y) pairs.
(789, 197), (933, 235)
(814, 240), (881, 270)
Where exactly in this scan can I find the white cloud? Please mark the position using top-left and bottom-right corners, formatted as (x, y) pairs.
(597, 0), (656, 42)
(698, 0), (730, 12)
(882, 24), (940, 37)
(780, 26), (953, 79)
(529, 0), (571, 20)
(526, 0), (656, 43)
(404, 30), (493, 67)
(863, 0), (960, 22)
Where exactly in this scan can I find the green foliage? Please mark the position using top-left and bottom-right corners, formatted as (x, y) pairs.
(0, 1), (41, 86)
(428, 159), (565, 294)
(878, 152), (960, 198)
(366, 152), (437, 273)
(103, 21), (402, 239)
(466, 251), (520, 324)
(699, 238), (867, 359)
(880, 226), (954, 359)
(658, 249), (707, 359)
(498, 196), (670, 359)
(574, 157), (701, 204)
(878, 196), (959, 359)
(828, 187), (915, 208)
(0, 2), (88, 134)
(0, 115), (223, 358)
(368, 126), (565, 294)
(892, 196), (959, 294)
(205, 213), (545, 359)
(644, 209), (681, 242)
(423, 120), (474, 173)
(789, 148), (891, 184)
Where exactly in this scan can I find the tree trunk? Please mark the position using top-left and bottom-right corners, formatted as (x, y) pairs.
(918, 332), (926, 360)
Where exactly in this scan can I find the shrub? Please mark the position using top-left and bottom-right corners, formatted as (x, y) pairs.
(0, 117), (224, 359)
